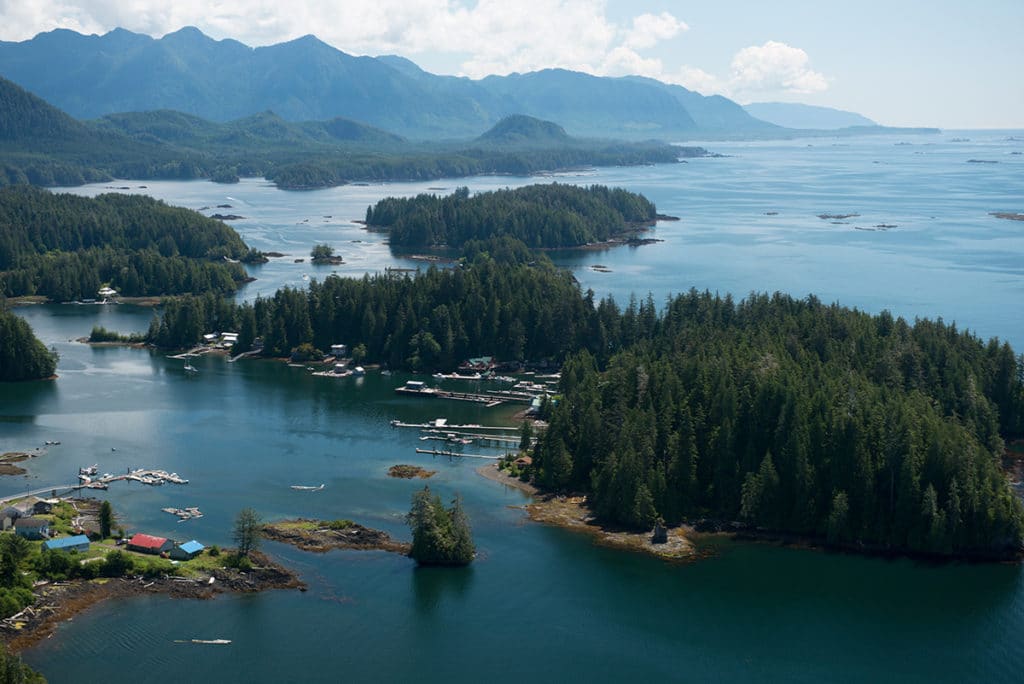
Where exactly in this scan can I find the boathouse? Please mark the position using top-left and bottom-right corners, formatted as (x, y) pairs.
(170, 540), (205, 561)
(127, 533), (174, 555)
(42, 534), (91, 553)
(33, 498), (59, 515)
(14, 517), (50, 540)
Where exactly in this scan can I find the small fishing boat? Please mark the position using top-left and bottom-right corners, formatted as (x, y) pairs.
(290, 484), (325, 491)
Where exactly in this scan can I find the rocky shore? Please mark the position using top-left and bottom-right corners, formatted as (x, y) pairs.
(1, 551), (303, 653)
(262, 519), (411, 555)
(525, 494), (695, 561)
(476, 464), (694, 561)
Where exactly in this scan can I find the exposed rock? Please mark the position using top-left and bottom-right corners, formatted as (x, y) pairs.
(262, 519), (410, 554)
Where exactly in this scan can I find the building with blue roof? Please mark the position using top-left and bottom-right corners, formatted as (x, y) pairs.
(169, 540), (205, 561)
(42, 534), (90, 553)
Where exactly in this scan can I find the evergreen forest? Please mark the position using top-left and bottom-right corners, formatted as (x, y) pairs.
(0, 306), (57, 381)
(407, 487), (475, 566)
(109, 238), (1024, 558)
(0, 187), (259, 301)
(530, 291), (1024, 557)
(365, 184), (658, 248)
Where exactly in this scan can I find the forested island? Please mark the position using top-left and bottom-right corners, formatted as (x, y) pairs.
(0, 186), (261, 301)
(0, 306), (57, 381)
(365, 184), (660, 249)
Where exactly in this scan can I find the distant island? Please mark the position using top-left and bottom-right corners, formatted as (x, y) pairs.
(365, 184), (665, 249)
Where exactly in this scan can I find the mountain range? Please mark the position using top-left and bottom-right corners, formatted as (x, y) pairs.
(0, 75), (694, 189)
(743, 102), (877, 130)
(0, 26), (910, 141)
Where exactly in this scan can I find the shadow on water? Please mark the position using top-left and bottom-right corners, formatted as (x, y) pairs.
(0, 377), (58, 420)
(412, 564), (474, 614)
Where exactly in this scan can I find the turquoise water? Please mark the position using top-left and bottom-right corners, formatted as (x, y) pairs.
(6, 131), (1024, 682)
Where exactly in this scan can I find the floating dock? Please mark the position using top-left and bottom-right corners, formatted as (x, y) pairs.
(415, 448), (503, 460)
(391, 419), (520, 432)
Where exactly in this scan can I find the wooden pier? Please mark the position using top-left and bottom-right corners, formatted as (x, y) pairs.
(395, 384), (544, 406)
(391, 419), (521, 432)
(415, 448), (504, 460)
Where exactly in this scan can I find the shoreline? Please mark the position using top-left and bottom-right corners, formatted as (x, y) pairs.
(475, 463), (694, 560)
(262, 519), (411, 555)
(475, 463), (538, 495)
(2, 551), (303, 654)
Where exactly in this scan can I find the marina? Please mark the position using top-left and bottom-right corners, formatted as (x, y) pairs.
(78, 468), (189, 490)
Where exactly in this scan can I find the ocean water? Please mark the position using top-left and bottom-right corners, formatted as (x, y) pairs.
(6, 130), (1023, 682)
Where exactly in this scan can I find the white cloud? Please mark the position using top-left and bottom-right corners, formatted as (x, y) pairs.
(623, 12), (688, 50)
(728, 40), (829, 95)
(0, 2), (828, 102)
(670, 66), (725, 95)
(0, 0), (689, 79)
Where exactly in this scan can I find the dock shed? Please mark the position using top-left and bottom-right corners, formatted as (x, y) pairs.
(169, 540), (205, 560)
(127, 533), (174, 555)
(42, 534), (91, 553)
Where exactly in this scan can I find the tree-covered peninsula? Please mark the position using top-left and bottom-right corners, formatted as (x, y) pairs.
(365, 184), (659, 249)
(146, 245), (588, 367)
(0, 306), (57, 381)
(124, 237), (1024, 558)
(0, 186), (260, 301)
(529, 292), (1024, 558)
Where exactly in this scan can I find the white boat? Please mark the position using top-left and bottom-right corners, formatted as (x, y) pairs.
(290, 483), (325, 491)
(353, 366), (365, 376)
(184, 362), (198, 374)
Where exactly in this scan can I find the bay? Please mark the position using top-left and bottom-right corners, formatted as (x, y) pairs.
(6, 131), (1024, 682)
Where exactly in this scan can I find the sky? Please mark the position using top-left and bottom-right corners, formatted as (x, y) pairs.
(1, 0), (1021, 128)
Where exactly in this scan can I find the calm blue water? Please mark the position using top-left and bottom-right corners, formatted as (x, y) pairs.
(6, 131), (1023, 682)
(61, 130), (1024, 349)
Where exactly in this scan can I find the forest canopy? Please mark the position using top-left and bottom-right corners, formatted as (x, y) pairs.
(110, 237), (1024, 557)
(365, 184), (658, 249)
(529, 291), (1024, 558)
(0, 186), (259, 300)
(0, 306), (57, 381)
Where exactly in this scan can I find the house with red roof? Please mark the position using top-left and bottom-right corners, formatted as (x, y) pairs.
(126, 533), (173, 555)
